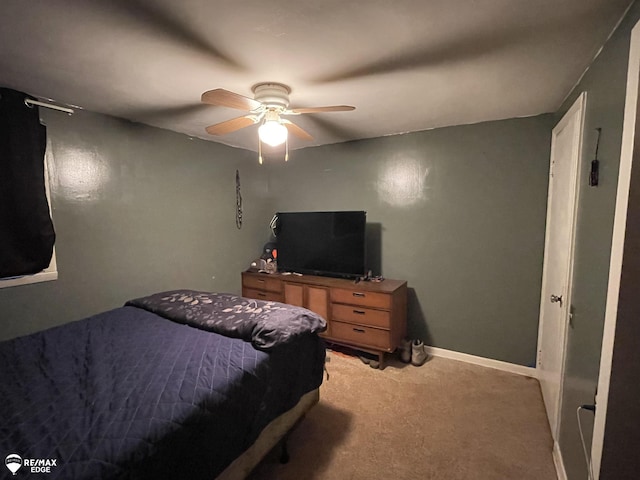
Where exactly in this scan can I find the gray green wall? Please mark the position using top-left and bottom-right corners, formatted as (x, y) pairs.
(0, 107), (271, 340)
(264, 115), (554, 367)
(553, 2), (640, 478)
(0, 103), (554, 367)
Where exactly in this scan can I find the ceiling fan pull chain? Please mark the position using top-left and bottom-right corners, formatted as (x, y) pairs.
(285, 136), (289, 162)
(235, 169), (243, 229)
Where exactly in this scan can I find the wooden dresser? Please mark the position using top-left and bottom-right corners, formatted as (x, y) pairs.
(241, 271), (407, 368)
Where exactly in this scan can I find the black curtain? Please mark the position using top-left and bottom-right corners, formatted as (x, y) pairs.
(0, 87), (55, 278)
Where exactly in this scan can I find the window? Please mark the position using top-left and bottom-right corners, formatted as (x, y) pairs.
(0, 138), (58, 289)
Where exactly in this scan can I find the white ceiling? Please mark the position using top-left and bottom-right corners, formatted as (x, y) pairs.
(0, 0), (633, 152)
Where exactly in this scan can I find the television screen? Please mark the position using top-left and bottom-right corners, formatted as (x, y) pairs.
(275, 211), (366, 279)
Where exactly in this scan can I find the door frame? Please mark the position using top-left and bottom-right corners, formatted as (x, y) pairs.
(591, 18), (640, 479)
(536, 92), (587, 442)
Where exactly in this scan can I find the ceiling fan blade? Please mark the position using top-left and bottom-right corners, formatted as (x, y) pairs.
(282, 119), (314, 141)
(201, 89), (262, 111)
(205, 115), (258, 135)
(289, 105), (355, 114)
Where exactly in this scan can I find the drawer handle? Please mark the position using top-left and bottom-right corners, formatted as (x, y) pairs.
(353, 328), (366, 333)
(353, 309), (366, 315)
(352, 292), (365, 298)
(257, 293), (267, 297)
(257, 279), (265, 283)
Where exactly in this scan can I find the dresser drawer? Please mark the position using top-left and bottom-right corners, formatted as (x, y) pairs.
(331, 288), (391, 309)
(331, 303), (391, 329)
(331, 321), (391, 350)
(242, 288), (284, 303)
(242, 275), (283, 293)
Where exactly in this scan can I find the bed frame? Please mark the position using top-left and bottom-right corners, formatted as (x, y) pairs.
(217, 388), (320, 479)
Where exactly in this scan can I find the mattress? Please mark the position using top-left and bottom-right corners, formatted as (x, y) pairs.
(0, 295), (326, 479)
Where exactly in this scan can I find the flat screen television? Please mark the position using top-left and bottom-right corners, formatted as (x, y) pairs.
(275, 211), (366, 279)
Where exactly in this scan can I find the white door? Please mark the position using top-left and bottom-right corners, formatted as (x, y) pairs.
(537, 92), (586, 441)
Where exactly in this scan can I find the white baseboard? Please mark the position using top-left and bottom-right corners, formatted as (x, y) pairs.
(424, 346), (537, 378)
(553, 441), (568, 480)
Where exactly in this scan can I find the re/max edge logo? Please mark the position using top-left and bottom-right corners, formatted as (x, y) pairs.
(5, 454), (58, 475)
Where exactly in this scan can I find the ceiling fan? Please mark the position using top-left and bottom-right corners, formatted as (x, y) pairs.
(201, 83), (355, 150)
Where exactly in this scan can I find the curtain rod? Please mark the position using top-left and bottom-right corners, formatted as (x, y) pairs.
(24, 98), (74, 115)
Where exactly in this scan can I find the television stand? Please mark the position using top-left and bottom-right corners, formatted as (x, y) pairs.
(241, 271), (407, 369)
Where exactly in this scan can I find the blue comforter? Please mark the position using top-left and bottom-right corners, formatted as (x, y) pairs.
(0, 301), (325, 479)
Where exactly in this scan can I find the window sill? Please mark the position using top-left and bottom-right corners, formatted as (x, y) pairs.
(0, 270), (58, 289)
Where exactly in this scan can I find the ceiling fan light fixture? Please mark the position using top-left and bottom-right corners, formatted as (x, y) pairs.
(202, 83), (353, 149)
(258, 119), (288, 146)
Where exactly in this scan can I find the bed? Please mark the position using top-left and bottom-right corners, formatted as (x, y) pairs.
(0, 290), (326, 479)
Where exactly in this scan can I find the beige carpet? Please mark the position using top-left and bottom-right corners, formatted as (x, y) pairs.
(249, 349), (557, 480)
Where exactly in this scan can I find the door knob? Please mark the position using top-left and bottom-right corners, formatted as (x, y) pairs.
(550, 294), (563, 307)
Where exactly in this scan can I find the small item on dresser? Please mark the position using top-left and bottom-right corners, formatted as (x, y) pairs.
(259, 243), (278, 273)
(262, 242), (277, 259)
(264, 259), (277, 274)
(249, 258), (267, 272)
